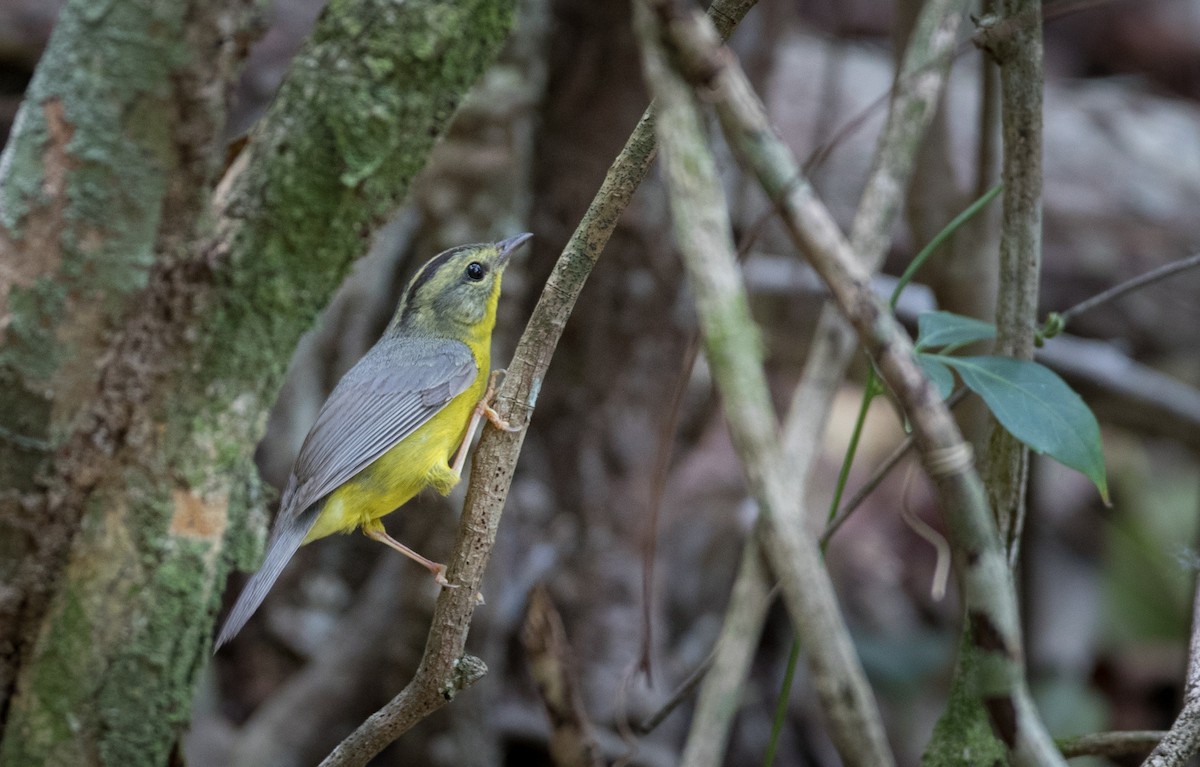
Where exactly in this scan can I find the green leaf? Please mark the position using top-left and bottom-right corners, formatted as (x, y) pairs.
(916, 354), (955, 400)
(915, 311), (996, 352)
(938, 355), (1108, 502)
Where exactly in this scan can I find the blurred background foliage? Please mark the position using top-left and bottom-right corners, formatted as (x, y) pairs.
(4, 0), (1200, 764)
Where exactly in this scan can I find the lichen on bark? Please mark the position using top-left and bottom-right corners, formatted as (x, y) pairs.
(0, 0), (519, 763)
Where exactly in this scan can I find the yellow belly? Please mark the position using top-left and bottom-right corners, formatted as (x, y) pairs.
(303, 379), (483, 543)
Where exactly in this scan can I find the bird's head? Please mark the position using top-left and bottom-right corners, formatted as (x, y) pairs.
(390, 233), (531, 339)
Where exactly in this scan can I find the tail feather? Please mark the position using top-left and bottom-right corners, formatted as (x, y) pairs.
(214, 504), (319, 650)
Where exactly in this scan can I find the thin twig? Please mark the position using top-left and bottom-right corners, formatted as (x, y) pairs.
(522, 585), (603, 767)
(680, 0), (970, 760)
(1047, 252), (1200, 334)
(821, 387), (970, 547)
(677, 539), (773, 764)
(317, 2), (761, 764)
(637, 3), (897, 764)
(656, 6), (1066, 765)
(639, 337), (699, 683)
(1141, 555), (1200, 766)
(636, 651), (714, 735)
(1054, 730), (1164, 760)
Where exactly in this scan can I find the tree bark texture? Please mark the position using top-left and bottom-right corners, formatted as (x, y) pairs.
(982, 0), (1044, 558)
(0, 0), (518, 764)
(0, 0), (256, 739)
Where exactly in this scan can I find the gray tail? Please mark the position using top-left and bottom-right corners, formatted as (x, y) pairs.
(214, 505), (319, 651)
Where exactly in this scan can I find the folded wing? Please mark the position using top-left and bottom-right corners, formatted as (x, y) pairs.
(215, 336), (477, 648)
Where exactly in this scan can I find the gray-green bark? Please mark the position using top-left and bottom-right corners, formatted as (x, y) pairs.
(636, 3), (896, 765)
(665, 0), (967, 761)
(647, 2), (1064, 764)
(982, 0), (1044, 559)
(0, 0), (517, 764)
(926, 4), (1046, 764)
(0, 0), (255, 735)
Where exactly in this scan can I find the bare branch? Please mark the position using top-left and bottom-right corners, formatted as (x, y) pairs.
(522, 585), (603, 767)
(1053, 730), (1165, 760)
(983, 0), (1045, 560)
(678, 539), (773, 765)
(1140, 573), (1200, 766)
(652, 5), (1065, 765)
(683, 0), (969, 757)
(316, 2), (760, 763)
(635, 2), (895, 764)
(1047, 252), (1200, 335)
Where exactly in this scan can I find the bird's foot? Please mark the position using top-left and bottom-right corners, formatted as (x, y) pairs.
(479, 369), (521, 433)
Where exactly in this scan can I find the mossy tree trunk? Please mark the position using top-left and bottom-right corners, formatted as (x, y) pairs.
(0, 0), (257, 742)
(0, 0), (517, 764)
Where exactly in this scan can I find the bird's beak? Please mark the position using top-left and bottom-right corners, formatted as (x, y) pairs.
(496, 232), (533, 266)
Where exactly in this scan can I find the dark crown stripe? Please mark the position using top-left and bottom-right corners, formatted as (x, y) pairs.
(397, 245), (472, 326)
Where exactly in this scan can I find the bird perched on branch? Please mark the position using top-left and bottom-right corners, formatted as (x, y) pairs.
(215, 233), (532, 649)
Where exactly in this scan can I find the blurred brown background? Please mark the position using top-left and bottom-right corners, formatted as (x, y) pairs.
(5, 0), (1200, 764)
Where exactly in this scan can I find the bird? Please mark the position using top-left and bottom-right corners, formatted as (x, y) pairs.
(215, 233), (531, 649)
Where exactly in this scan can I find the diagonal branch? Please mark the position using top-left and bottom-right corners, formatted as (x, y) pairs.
(676, 0), (968, 760)
(654, 6), (1065, 766)
(682, 0), (969, 761)
(678, 538), (774, 765)
(317, 3), (759, 764)
(1141, 571), (1200, 766)
(635, 2), (895, 765)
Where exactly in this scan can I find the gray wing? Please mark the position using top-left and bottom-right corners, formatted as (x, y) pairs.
(283, 335), (478, 519)
(214, 336), (476, 650)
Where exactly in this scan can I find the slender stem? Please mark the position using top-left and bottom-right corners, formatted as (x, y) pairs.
(825, 434), (912, 546)
(822, 387), (971, 547)
(891, 183), (1003, 309)
(763, 639), (802, 767)
(826, 368), (879, 528)
(318, 3), (762, 764)
(637, 650), (715, 734)
(654, 5), (1065, 764)
(1044, 252), (1200, 337)
(1056, 730), (1164, 760)
(637, 2), (895, 764)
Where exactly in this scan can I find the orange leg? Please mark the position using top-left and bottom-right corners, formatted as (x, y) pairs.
(364, 524), (457, 588)
(450, 369), (522, 476)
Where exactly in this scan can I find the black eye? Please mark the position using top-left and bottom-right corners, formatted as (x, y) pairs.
(465, 261), (486, 281)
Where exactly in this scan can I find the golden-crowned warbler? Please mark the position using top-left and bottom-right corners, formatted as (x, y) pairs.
(215, 233), (531, 648)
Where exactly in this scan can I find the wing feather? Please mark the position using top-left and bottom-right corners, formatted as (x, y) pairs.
(215, 337), (476, 650)
(281, 335), (477, 523)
